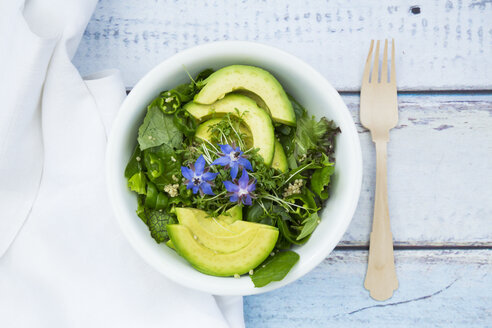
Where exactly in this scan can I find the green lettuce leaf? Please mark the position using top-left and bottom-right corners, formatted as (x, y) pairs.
(138, 106), (183, 150)
(124, 145), (142, 178)
(128, 172), (147, 195)
(251, 251), (300, 287)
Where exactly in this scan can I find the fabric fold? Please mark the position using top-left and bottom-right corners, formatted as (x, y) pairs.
(0, 0), (244, 327)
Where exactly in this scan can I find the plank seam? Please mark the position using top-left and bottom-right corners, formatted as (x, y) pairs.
(335, 245), (492, 250)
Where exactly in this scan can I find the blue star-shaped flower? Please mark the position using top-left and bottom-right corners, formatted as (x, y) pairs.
(223, 168), (256, 206)
(181, 155), (218, 195)
(211, 144), (253, 179)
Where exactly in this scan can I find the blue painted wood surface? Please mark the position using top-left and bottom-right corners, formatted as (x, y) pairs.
(73, 1), (492, 327)
(73, 0), (492, 91)
(244, 250), (492, 327)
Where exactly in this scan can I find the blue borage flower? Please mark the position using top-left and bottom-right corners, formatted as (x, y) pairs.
(211, 144), (253, 179)
(181, 155), (218, 195)
(223, 168), (257, 206)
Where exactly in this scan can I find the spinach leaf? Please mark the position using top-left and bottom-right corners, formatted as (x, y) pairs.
(311, 163), (335, 199)
(245, 203), (265, 222)
(277, 124), (296, 159)
(296, 212), (320, 240)
(251, 251), (300, 287)
(136, 195), (147, 223)
(138, 106), (182, 150)
(125, 145), (142, 178)
(277, 218), (307, 245)
(195, 68), (215, 87)
(173, 107), (197, 138)
(146, 209), (174, 243)
(172, 83), (195, 103)
(286, 187), (317, 212)
(288, 94), (307, 119)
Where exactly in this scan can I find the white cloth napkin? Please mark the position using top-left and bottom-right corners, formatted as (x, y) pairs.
(0, 1), (244, 327)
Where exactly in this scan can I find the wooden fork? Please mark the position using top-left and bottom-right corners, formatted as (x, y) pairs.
(360, 39), (399, 301)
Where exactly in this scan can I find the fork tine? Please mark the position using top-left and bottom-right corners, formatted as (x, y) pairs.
(390, 39), (396, 84)
(362, 40), (374, 84)
(381, 39), (388, 83)
(371, 40), (380, 83)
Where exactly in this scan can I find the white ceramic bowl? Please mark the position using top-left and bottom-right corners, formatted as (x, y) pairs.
(106, 41), (362, 295)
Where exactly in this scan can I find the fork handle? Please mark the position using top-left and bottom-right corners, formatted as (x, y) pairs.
(364, 140), (399, 301)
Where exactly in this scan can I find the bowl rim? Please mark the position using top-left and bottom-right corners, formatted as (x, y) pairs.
(106, 41), (362, 295)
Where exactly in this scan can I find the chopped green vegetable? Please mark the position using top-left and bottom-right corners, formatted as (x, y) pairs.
(251, 251), (300, 287)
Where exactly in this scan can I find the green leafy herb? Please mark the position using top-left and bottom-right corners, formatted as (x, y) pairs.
(144, 181), (159, 208)
(138, 106), (183, 150)
(277, 218), (307, 245)
(251, 251), (300, 287)
(125, 146), (142, 178)
(295, 113), (332, 156)
(296, 212), (320, 240)
(311, 163), (335, 199)
(194, 68), (215, 87)
(146, 209), (175, 243)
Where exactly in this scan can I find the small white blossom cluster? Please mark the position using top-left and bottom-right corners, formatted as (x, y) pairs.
(282, 179), (304, 198)
(163, 184), (179, 197)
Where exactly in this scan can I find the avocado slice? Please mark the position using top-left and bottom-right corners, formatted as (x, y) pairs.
(184, 94), (275, 166)
(195, 117), (289, 172)
(167, 224), (279, 276)
(229, 220), (278, 232)
(175, 208), (260, 252)
(175, 207), (238, 237)
(195, 118), (254, 149)
(272, 139), (289, 172)
(195, 65), (296, 126)
(220, 205), (243, 224)
(166, 239), (175, 250)
(175, 206), (265, 237)
(174, 207), (243, 235)
(167, 206), (243, 251)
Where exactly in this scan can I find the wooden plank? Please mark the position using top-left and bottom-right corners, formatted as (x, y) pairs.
(339, 93), (492, 246)
(73, 0), (492, 91)
(244, 249), (492, 327)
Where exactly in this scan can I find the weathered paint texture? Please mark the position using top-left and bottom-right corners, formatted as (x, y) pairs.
(244, 250), (492, 327)
(73, 0), (492, 91)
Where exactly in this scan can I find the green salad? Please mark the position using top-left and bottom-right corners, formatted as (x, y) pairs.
(125, 65), (340, 287)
